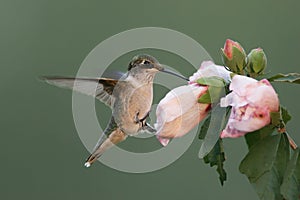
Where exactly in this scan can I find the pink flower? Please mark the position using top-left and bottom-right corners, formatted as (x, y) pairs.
(155, 61), (231, 146)
(220, 75), (279, 138)
(155, 85), (210, 146)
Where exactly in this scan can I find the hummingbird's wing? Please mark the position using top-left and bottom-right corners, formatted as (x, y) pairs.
(41, 76), (120, 107)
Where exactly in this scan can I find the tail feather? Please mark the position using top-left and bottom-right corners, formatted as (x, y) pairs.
(84, 128), (127, 168)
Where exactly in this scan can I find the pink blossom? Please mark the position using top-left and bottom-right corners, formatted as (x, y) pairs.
(155, 61), (231, 146)
(155, 84), (210, 146)
(220, 75), (279, 138)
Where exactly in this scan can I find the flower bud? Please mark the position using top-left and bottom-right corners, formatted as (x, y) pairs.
(155, 85), (210, 146)
(246, 48), (267, 77)
(221, 39), (247, 74)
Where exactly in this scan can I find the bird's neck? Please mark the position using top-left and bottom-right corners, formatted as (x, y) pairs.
(126, 70), (155, 85)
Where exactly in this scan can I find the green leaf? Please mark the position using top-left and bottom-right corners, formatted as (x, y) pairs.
(198, 105), (229, 158)
(280, 106), (291, 124)
(198, 86), (225, 104)
(280, 148), (300, 200)
(239, 133), (290, 200)
(199, 115), (211, 139)
(270, 111), (281, 127)
(270, 106), (292, 132)
(197, 76), (226, 87)
(244, 125), (275, 149)
(198, 91), (212, 104)
(268, 73), (300, 84)
(203, 139), (227, 185)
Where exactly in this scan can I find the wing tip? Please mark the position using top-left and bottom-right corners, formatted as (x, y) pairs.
(38, 76), (62, 83)
(37, 76), (76, 87)
(37, 75), (48, 82)
(38, 76), (57, 85)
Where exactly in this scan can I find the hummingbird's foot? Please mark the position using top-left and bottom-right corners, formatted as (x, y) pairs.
(134, 112), (140, 124)
(134, 111), (148, 125)
(142, 123), (157, 134)
(134, 111), (151, 127)
(139, 111), (150, 124)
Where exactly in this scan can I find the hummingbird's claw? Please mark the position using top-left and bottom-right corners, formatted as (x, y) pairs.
(134, 111), (151, 127)
(139, 111), (150, 123)
(142, 123), (157, 134)
(134, 112), (140, 124)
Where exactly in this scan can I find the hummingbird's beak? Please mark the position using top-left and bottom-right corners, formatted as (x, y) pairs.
(158, 64), (189, 81)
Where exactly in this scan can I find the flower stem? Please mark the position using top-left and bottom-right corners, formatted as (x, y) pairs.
(286, 132), (298, 150)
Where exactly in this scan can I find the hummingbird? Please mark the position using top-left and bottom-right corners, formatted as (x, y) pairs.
(42, 54), (188, 168)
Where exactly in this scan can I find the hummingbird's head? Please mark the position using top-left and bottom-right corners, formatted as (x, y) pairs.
(128, 54), (164, 72)
(128, 54), (189, 81)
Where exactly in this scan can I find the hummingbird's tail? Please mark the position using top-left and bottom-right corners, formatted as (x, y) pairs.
(84, 128), (127, 168)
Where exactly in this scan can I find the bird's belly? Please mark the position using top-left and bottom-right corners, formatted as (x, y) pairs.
(113, 86), (153, 136)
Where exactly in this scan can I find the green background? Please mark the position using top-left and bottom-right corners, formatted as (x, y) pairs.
(1, 0), (299, 199)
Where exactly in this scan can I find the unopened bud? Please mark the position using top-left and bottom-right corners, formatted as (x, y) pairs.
(221, 39), (247, 74)
(246, 48), (267, 77)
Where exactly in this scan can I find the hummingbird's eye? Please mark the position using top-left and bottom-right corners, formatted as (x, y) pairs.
(142, 60), (151, 65)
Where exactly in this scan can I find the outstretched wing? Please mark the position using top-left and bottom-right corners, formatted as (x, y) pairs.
(41, 76), (119, 107)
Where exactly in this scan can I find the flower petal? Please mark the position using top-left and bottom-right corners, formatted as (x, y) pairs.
(189, 61), (231, 83)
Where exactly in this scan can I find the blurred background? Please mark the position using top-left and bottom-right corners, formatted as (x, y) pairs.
(1, 0), (299, 199)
